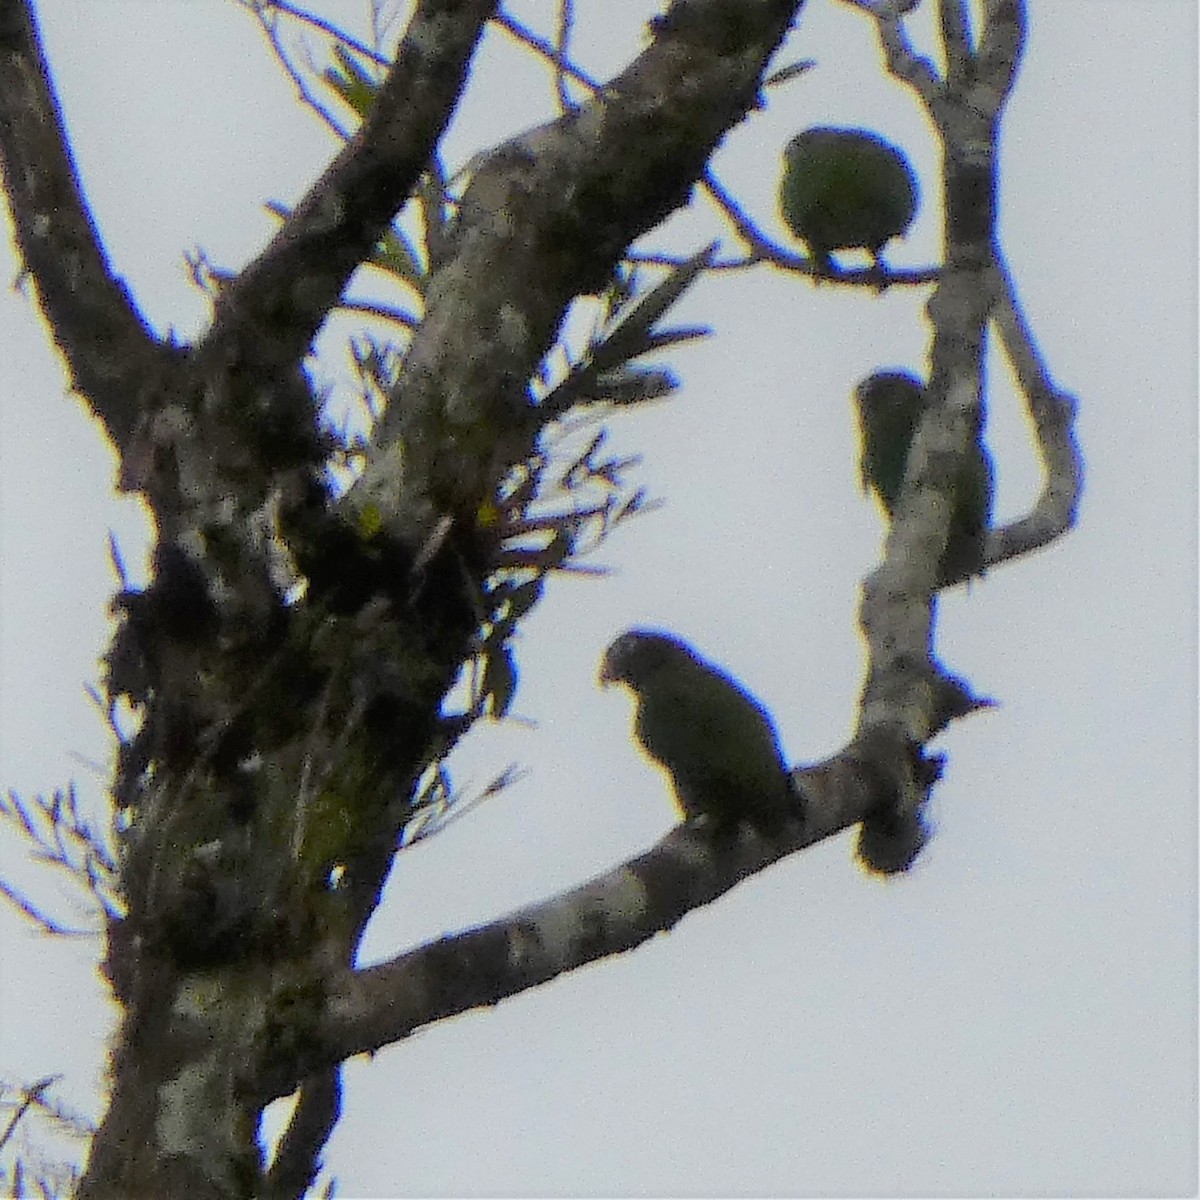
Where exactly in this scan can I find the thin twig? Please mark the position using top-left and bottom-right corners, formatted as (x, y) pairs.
(336, 297), (421, 331)
(0, 880), (93, 938)
(242, 1), (353, 141)
(251, 0), (391, 67)
(492, 9), (601, 94)
(0, 1078), (58, 1157)
(553, 0), (578, 113)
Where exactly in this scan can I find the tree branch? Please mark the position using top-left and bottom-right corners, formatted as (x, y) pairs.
(492, 5), (601, 99)
(938, 0), (973, 82)
(852, 0), (1028, 870)
(352, 0), (810, 550)
(263, 1069), (341, 1200)
(198, 0), (499, 377)
(986, 257), (1082, 562)
(273, 742), (925, 1093)
(0, 0), (178, 448)
(841, 0), (942, 100)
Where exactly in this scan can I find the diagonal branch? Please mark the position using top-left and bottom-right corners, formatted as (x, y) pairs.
(267, 742), (921, 1096)
(353, 0), (811, 550)
(0, 0), (178, 448)
(198, 0), (499, 377)
(840, 0), (941, 100)
(492, 5), (601, 99)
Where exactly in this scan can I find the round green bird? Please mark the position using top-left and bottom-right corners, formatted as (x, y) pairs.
(779, 126), (918, 274)
(854, 370), (994, 585)
(599, 629), (795, 836)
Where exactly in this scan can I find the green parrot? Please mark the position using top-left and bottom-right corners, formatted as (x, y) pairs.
(599, 629), (795, 836)
(854, 370), (994, 585)
(779, 126), (918, 274)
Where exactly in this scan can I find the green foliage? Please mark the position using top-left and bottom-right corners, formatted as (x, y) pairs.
(323, 43), (380, 121)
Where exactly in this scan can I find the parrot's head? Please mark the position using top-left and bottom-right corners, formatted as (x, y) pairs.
(784, 126), (840, 161)
(855, 370), (926, 421)
(598, 628), (691, 689)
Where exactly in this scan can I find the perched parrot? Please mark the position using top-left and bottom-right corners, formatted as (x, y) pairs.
(599, 629), (795, 836)
(854, 370), (994, 585)
(779, 126), (918, 274)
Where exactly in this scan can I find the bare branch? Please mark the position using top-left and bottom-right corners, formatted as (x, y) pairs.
(976, 0), (1027, 116)
(352, 2), (829, 556)
(0, 1079), (58, 1157)
(243, 1), (355, 142)
(0, 1077), (89, 1200)
(199, 0), (498, 375)
(840, 0), (942, 100)
(701, 170), (779, 264)
(0, 1), (181, 447)
(0, 786), (122, 928)
(849, 0), (1033, 872)
(289, 740), (927, 1089)
(252, 1), (392, 68)
(492, 7), (601, 96)
(938, 0), (973, 81)
(987, 257), (1083, 562)
(0, 879), (93, 939)
(554, 0), (579, 112)
(263, 1069), (341, 1200)
(335, 297), (421, 331)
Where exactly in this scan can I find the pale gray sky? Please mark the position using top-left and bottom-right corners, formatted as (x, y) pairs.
(0, 2), (1195, 1196)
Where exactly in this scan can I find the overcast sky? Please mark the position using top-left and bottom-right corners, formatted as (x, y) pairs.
(0, 1), (1195, 1196)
